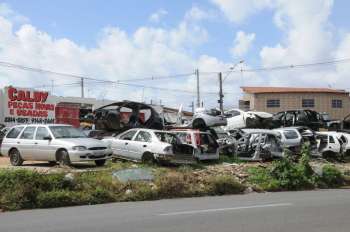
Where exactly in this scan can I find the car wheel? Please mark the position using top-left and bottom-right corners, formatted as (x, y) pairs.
(142, 152), (155, 164)
(57, 150), (71, 166)
(9, 148), (23, 166)
(95, 159), (106, 167)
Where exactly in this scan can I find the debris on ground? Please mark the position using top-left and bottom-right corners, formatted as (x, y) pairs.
(112, 168), (154, 182)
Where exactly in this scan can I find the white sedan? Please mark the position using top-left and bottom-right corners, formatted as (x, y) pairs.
(102, 129), (196, 164)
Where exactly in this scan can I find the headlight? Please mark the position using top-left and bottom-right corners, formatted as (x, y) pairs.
(163, 146), (173, 153)
(72, 146), (87, 151)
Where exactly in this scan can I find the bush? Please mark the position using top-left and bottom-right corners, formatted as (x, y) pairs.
(248, 147), (317, 191)
(319, 165), (344, 188)
(36, 191), (88, 208)
(207, 175), (245, 195)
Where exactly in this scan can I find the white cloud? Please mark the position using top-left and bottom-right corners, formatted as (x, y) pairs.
(210, 0), (273, 24)
(231, 31), (255, 57)
(0, 3), (29, 24)
(148, 8), (168, 23)
(0, 6), (228, 109)
(184, 6), (209, 21)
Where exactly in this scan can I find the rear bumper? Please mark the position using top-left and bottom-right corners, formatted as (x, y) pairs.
(69, 149), (113, 162)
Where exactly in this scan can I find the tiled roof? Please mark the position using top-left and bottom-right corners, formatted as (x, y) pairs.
(241, 86), (349, 94)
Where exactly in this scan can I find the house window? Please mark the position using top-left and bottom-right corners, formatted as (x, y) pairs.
(332, 99), (342, 108)
(266, 99), (280, 108)
(302, 99), (315, 108)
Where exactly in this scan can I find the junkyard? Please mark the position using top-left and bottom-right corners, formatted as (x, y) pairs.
(1, 1), (350, 232)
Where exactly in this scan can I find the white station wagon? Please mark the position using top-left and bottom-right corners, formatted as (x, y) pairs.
(1, 124), (113, 166)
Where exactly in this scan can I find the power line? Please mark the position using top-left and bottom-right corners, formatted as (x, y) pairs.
(199, 58), (350, 75)
(0, 61), (195, 82)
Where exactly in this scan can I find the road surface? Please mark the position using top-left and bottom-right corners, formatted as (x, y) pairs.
(1, 189), (350, 232)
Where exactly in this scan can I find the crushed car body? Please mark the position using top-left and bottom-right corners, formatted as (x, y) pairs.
(171, 129), (220, 161)
(272, 110), (325, 131)
(224, 109), (273, 130)
(234, 130), (284, 161)
(94, 101), (163, 133)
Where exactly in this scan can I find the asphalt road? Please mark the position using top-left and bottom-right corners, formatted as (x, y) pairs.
(1, 189), (350, 232)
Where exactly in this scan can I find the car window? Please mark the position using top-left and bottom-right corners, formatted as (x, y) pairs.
(6, 126), (24, 139)
(20, 126), (36, 140)
(119, 130), (137, 140)
(134, 131), (152, 142)
(283, 130), (299, 139)
(155, 132), (178, 144)
(175, 132), (191, 144)
(35, 127), (50, 140)
(226, 110), (240, 117)
(329, 135), (335, 144)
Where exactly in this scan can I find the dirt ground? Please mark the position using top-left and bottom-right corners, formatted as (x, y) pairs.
(2, 155), (350, 177)
(0, 156), (107, 173)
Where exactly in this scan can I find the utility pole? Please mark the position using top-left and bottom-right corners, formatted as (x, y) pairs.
(195, 69), (200, 108)
(81, 77), (85, 98)
(189, 101), (194, 113)
(218, 72), (224, 115)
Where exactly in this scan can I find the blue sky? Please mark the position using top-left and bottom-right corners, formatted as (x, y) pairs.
(1, 0), (350, 109)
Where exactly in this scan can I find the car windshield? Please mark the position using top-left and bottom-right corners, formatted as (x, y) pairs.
(49, 126), (87, 139)
(155, 132), (178, 144)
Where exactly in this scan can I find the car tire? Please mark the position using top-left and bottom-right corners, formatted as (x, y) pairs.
(142, 152), (155, 164)
(57, 150), (71, 166)
(95, 159), (106, 167)
(9, 148), (23, 166)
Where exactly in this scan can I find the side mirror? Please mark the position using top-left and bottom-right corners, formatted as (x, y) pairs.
(43, 136), (52, 141)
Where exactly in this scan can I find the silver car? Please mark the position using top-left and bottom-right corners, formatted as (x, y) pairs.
(1, 124), (112, 166)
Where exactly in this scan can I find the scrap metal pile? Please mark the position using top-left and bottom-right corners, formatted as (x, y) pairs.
(90, 101), (350, 163)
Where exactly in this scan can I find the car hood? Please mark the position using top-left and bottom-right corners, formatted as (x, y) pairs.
(56, 138), (107, 148)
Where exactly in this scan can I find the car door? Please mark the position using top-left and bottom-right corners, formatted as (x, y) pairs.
(113, 130), (137, 158)
(18, 126), (37, 160)
(33, 126), (55, 161)
(2, 126), (25, 156)
(226, 110), (245, 129)
(128, 131), (153, 160)
(328, 134), (341, 153)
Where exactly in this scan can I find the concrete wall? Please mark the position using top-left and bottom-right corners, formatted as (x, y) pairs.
(248, 92), (350, 119)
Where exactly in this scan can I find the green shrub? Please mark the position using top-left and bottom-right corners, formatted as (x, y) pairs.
(155, 172), (188, 198)
(248, 167), (281, 191)
(207, 175), (245, 195)
(319, 165), (344, 188)
(36, 190), (88, 208)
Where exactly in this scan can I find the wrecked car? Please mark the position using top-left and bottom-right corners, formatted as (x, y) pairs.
(190, 108), (227, 129)
(235, 130), (284, 161)
(94, 101), (163, 133)
(273, 127), (303, 153)
(315, 132), (346, 158)
(102, 128), (196, 164)
(215, 130), (236, 156)
(224, 109), (273, 130)
(272, 110), (325, 131)
(171, 129), (220, 161)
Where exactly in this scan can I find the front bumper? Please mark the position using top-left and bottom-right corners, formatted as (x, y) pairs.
(68, 148), (113, 162)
